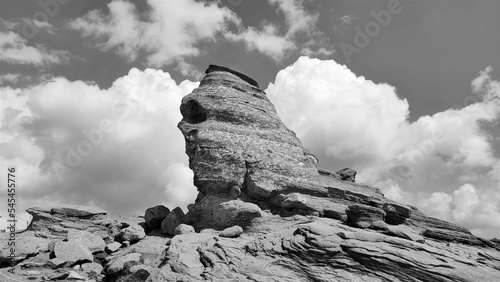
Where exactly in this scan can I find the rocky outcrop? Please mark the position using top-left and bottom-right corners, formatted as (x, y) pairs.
(147, 215), (500, 282)
(162, 64), (499, 281)
(177, 65), (483, 242)
(25, 205), (113, 240)
(179, 65), (389, 231)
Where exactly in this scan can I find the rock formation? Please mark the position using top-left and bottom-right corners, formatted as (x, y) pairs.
(161, 65), (499, 281)
(1, 65), (499, 282)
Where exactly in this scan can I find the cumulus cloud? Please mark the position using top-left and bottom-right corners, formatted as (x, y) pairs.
(0, 30), (70, 65)
(70, 0), (333, 65)
(70, 0), (237, 67)
(266, 56), (500, 238)
(0, 68), (198, 229)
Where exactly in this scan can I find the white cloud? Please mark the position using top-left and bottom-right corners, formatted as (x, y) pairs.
(175, 59), (204, 80)
(225, 23), (295, 60)
(269, 0), (318, 38)
(0, 31), (70, 65)
(418, 192), (453, 220)
(70, 0), (333, 65)
(266, 57), (500, 238)
(0, 68), (198, 228)
(0, 73), (20, 85)
(70, 0), (237, 67)
(419, 183), (500, 236)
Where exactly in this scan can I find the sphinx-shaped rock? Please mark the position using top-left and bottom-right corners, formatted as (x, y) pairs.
(177, 65), (497, 243)
(179, 65), (386, 230)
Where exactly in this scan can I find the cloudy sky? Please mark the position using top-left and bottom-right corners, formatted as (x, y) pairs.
(0, 0), (499, 238)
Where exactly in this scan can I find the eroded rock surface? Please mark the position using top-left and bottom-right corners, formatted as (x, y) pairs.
(147, 215), (500, 282)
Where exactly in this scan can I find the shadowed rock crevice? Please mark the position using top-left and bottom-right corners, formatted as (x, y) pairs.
(180, 99), (207, 124)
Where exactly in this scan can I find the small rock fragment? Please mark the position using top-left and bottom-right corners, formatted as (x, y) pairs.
(174, 224), (195, 235)
(81, 262), (104, 279)
(106, 252), (141, 275)
(105, 242), (122, 253)
(115, 224), (146, 243)
(67, 270), (85, 280)
(220, 225), (243, 238)
(336, 168), (356, 182)
(46, 257), (67, 269)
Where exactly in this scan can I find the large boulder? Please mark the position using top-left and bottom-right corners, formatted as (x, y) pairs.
(161, 207), (186, 235)
(144, 205), (170, 230)
(53, 240), (93, 264)
(219, 225), (243, 238)
(186, 194), (263, 230)
(67, 230), (106, 253)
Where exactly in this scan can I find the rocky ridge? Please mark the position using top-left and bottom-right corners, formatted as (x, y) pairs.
(0, 65), (499, 282)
